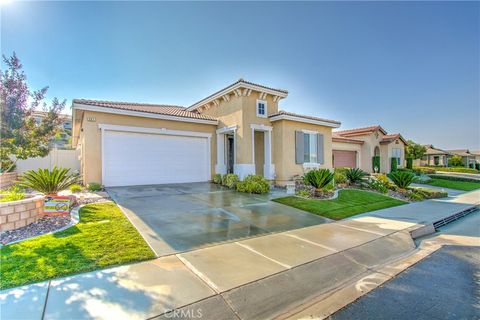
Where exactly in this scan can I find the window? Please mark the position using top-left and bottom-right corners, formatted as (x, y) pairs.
(392, 148), (401, 165)
(256, 100), (267, 118)
(303, 133), (318, 163)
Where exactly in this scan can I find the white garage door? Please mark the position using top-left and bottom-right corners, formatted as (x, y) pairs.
(103, 130), (210, 186)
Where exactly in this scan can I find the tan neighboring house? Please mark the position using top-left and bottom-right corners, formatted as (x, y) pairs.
(332, 125), (406, 173)
(72, 79), (341, 187)
(418, 145), (450, 166)
(446, 149), (477, 168)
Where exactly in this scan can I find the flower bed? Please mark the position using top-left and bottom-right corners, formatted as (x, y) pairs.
(0, 194), (45, 232)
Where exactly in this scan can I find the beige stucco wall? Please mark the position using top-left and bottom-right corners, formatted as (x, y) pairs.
(332, 142), (363, 168)
(272, 120), (333, 185)
(79, 111), (217, 185)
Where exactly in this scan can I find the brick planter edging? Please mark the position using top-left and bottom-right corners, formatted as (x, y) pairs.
(0, 194), (45, 232)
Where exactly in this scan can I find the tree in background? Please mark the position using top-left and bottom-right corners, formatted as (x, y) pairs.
(405, 140), (426, 160)
(0, 52), (65, 172)
(448, 155), (463, 167)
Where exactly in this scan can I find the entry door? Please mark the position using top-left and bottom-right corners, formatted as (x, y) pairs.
(103, 130), (210, 186)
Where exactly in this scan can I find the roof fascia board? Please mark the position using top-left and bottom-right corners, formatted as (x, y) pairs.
(269, 114), (341, 128)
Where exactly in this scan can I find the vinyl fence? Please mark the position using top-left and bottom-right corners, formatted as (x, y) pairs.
(15, 148), (80, 174)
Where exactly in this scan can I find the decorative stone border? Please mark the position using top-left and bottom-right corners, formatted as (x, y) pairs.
(0, 172), (18, 189)
(0, 194), (45, 232)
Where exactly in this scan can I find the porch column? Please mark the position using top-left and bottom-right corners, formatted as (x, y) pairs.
(215, 133), (226, 174)
(263, 129), (275, 180)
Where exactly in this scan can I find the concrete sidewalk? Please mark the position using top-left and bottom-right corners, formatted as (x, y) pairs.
(1, 190), (479, 320)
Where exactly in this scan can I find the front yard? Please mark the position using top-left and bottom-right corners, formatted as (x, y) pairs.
(273, 189), (407, 220)
(419, 178), (480, 191)
(0, 202), (155, 290)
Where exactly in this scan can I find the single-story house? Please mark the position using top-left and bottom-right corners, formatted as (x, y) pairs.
(418, 145), (450, 166)
(446, 149), (477, 168)
(332, 125), (406, 173)
(72, 79), (341, 187)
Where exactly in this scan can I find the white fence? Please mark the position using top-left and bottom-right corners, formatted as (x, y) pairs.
(16, 149), (80, 174)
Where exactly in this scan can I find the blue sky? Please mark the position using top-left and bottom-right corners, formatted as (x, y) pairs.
(1, 1), (479, 149)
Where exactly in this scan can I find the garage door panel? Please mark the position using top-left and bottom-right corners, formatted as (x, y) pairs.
(103, 130), (210, 186)
(333, 150), (357, 168)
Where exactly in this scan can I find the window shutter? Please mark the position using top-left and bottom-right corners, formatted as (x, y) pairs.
(295, 131), (304, 164)
(317, 133), (324, 164)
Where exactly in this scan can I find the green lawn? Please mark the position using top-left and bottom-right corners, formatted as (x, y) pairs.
(421, 178), (480, 191)
(1, 202), (155, 289)
(273, 189), (407, 220)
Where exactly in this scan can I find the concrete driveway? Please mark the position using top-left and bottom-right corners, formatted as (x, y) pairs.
(107, 183), (328, 256)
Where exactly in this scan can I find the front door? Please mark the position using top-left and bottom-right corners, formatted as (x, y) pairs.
(226, 135), (234, 174)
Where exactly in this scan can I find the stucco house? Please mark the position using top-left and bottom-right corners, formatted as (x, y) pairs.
(332, 125), (406, 173)
(445, 149), (477, 168)
(72, 79), (341, 187)
(418, 145), (450, 166)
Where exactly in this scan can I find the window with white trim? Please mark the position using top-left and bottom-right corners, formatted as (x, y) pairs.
(392, 148), (402, 165)
(256, 100), (267, 118)
(303, 133), (318, 163)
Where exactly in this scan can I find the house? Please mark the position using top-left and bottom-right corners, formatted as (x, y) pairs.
(471, 151), (480, 166)
(445, 149), (477, 168)
(72, 79), (341, 187)
(419, 145), (450, 166)
(332, 125), (406, 173)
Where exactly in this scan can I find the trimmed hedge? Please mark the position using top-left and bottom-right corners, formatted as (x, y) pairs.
(428, 174), (480, 183)
(237, 175), (270, 194)
(222, 174), (239, 189)
(406, 158), (413, 169)
(372, 156), (380, 173)
(390, 157), (398, 173)
(415, 166), (479, 174)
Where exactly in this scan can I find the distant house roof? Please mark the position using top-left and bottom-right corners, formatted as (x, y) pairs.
(269, 110), (341, 127)
(470, 150), (480, 156)
(424, 145), (450, 155)
(380, 133), (407, 145)
(33, 110), (71, 122)
(187, 78), (289, 111)
(334, 125), (387, 137)
(446, 149), (474, 157)
(72, 99), (217, 121)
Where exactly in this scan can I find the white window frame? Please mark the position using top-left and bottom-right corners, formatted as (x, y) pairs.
(256, 99), (267, 118)
(392, 148), (402, 166)
(303, 132), (318, 165)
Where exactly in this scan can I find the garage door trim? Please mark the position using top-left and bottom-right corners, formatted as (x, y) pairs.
(99, 124), (212, 185)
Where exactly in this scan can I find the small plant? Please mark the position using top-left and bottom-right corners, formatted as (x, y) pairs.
(19, 167), (80, 195)
(222, 173), (239, 189)
(296, 189), (311, 198)
(333, 168), (348, 185)
(303, 169), (334, 190)
(345, 168), (369, 185)
(367, 177), (388, 194)
(69, 184), (83, 193)
(0, 185), (25, 202)
(388, 171), (415, 189)
(237, 175), (270, 194)
(390, 157), (398, 173)
(87, 182), (102, 192)
(213, 174), (222, 184)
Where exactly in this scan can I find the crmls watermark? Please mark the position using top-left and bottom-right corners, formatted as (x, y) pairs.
(164, 308), (203, 318)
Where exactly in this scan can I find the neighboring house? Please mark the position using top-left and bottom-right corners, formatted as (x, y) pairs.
(419, 145), (450, 166)
(446, 149), (477, 168)
(72, 79), (341, 187)
(33, 111), (72, 148)
(471, 151), (480, 165)
(332, 125), (406, 173)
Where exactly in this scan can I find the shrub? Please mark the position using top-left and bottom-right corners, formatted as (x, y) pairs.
(296, 190), (311, 198)
(390, 157), (398, 173)
(448, 155), (463, 167)
(415, 166), (478, 174)
(414, 175), (432, 183)
(366, 177), (388, 194)
(19, 167), (80, 195)
(334, 168), (348, 185)
(388, 171), (415, 189)
(0, 185), (25, 202)
(222, 173), (239, 189)
(69, 184), (83, 193)
(345, 168), (369, 184)
(427, 174), (480, 183)
(476, 163), (480, 171)
(372, 156), (380, 173)
(411, 187), (447, 200)
(87, 182), (102, 192)
(213, 173), (222, 184)
(303, 169), (334, 190)
(407, 191), (424, 201)
(237, 175), (270, 194)
(406, 158), (413, 169)
(413, 166), (436, 175)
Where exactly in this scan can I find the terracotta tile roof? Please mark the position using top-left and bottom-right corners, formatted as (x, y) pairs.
(332, 134), (364, 144)
(269, 110), (341, 125)
(188, 79), (288, 110)
(380, 133), (407, 144)
(335, 125), (387, 137)
(73, 99), (217, 121)
(446, 149), (474, 157)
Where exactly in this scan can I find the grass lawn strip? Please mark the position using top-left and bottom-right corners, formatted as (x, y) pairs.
(422, 179), (480, 191)
(273, 189), (407, 220)
(0, 202), (155, 290)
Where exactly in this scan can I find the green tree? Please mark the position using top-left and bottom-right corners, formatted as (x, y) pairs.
(0, 52), (65, 172)
(448, 155), (463, 167)
(405, 140), (427, 160)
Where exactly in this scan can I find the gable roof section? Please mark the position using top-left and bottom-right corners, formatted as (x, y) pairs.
(446, 149), (473, 157)
(334, 125), (387, 137)
(332, 134), (364, 144)
(269, 110), (341, 128)
(72, 99), (218, 123)
(380, 133), (407, 145)
(424, 145), (450, 155)
(187, 79), (288, 111)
